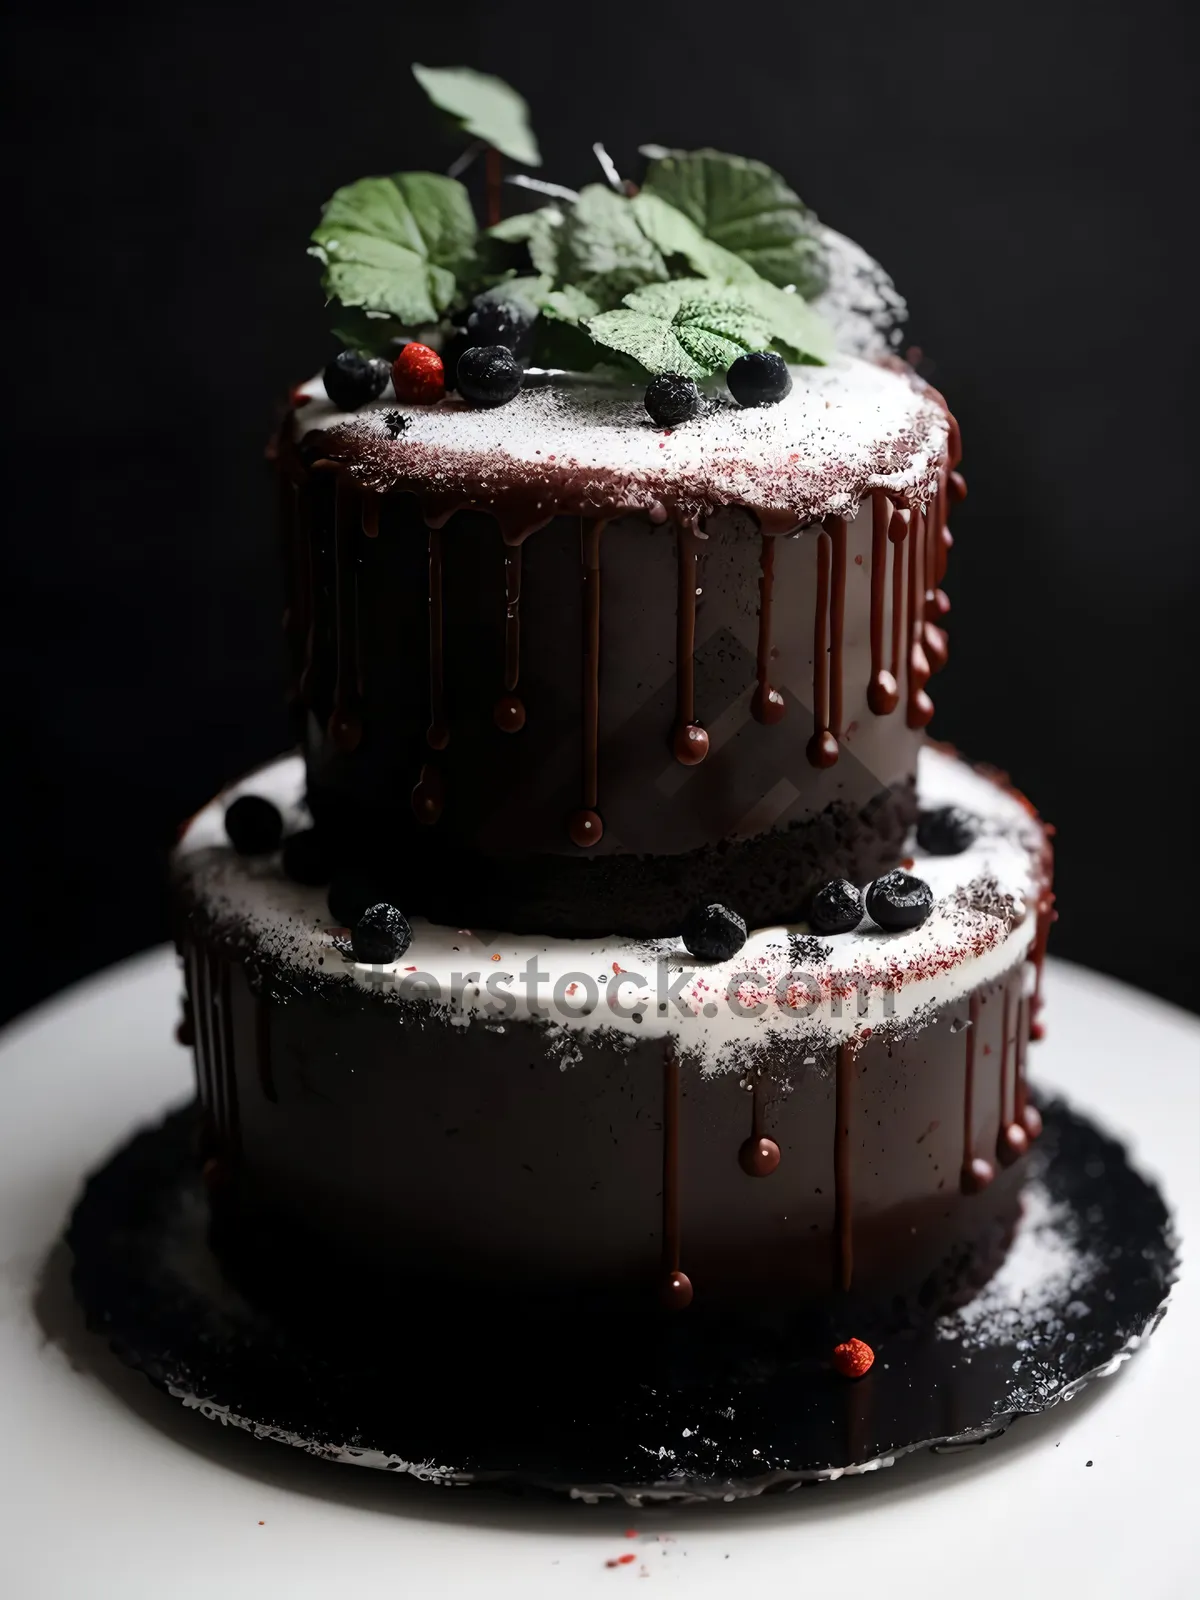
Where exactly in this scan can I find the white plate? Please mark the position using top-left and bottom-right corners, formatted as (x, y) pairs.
(1, 950), (1196, 1598)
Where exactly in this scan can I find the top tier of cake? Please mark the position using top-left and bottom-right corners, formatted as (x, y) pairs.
(278, 355), (960, 937)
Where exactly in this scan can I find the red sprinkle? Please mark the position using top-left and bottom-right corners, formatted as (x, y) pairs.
(392, 342), (445, 405)
(832, 1337), (875, 1379)
(625, 1528), (638, 1539)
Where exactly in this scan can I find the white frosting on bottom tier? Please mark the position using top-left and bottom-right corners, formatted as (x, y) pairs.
(175, 745), (1045, 1073)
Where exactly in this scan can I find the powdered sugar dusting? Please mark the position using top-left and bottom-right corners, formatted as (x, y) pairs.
(175, 746), (1046, 1073)
(937, 1181), (1098, 1351)
(294, 353), (947, 526)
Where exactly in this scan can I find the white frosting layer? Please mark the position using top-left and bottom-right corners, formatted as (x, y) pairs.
(294, 352), (947, 524)
(176, 746), (1045, 1074)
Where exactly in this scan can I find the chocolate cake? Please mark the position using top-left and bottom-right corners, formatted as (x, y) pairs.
(173, 73), (1055, 1357)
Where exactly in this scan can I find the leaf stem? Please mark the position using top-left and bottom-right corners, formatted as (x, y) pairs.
(486, 146), (503, 227)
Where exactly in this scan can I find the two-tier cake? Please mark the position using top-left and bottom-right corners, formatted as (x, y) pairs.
(172, 75), (1055, 1360)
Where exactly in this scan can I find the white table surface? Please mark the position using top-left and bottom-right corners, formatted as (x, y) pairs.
(1, 948), (1196, 1598)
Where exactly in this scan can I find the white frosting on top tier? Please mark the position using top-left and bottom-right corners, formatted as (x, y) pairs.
(293, 352), (948, 526)
(176, 745), (1045, 1074)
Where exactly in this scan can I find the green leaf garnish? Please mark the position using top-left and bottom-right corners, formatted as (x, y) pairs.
(641, 149), (828, 298)
(486, 206), (563, 279)
(310, 173), (477, 326)
(558, 185), (669, 311)
(585, 279), (773, 378)
(412, 64), (541, 167)
(329, 304), (409, 358)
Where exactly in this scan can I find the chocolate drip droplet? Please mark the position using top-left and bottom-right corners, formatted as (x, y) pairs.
(493, 695), (526, 733)
(661, 1271), (694, 1311)
(412, 764), (444, 826)
(752, 533), (785, 724)
(661, 1044), (690, 1311)
(673, 723), (709, 764)
(959, 992), (994, 1193)
(674, 523), (707, 762)
(833, 1042), (855, 1293)
(568, 808), (603, 848)
(806, 729), (840, 768)
(739, 1136), (781, 1177)
(327, 710), (363, 753)
(426, 720), (449, 752)
(868, 493), (899, 716)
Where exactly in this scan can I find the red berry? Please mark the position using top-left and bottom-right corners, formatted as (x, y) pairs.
(392, 342), (444, 405)
(832, 1337), (875, 1379)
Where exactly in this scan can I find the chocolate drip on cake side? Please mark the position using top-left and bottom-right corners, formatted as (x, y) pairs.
(889, 502), (909, 701)
(328, 480), (363, 753)
(751, 532), (786, 724)
(995, 973), (1027, 1165)
(661, 1043), (693, 1310)
(807, 517), (847, 767)
(673, 521), (709, 764)
(959, 992), (995, 1193)
(493, 539), (526, 732)
(568, 518), (606, 847)
(906, 503), (935, 729)
(412, 525), (448, 826)
(833, 1041), (856, 1292)
(739, 1075), (781, 1177)
(868, 491), (900, 715)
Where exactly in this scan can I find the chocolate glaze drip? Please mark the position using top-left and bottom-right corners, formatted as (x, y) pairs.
(568, 519), (606, 848)
(1015, 992), (1043, 1142)
(411, 762), (445, 827)
(906, 504), (935, 729)
(960, 992), (995, 1193)
(493, 540), (526, 733)
(673, 522), (709, 765)
(328, 481), (363, 753)
(750, 533), (786, 725)
(923, 471), (950, 673)
(995, 974), (1027, 1165)
(806, 518), (846, 767)
(425, 526), (449, 751)
(361, 492), (380, 539)
(739, 1075), (781, 1177)
(889, 503), (908, 694)
(197, 949), (240, 1162)
(834, 1041), (855, 1292)
(297, 480), (319, 707)
(868, 491), (900, 715)
(661, 1044), (693, 1310)
(256, 991), (277, 1105)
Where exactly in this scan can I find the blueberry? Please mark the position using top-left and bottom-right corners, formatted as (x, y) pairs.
(866, 870), (934, 932)
(681, 902), (747, 962)
(645, 373), (701, 428)
(282, 827), (332, 886)
(224, 795), (283, 856)
(809, 879), (864, 935)
(351, 902), (412, 964)
(465, 290), (537, 361)
(727, 350), (792, 408)
(456, 344), (523, 408)
(327, 872), (385, 928)
(322, 350), (391, 411)
(917, 805), (979, 855)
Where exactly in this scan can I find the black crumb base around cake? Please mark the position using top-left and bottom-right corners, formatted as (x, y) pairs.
(67, 1096), (1176, 1503)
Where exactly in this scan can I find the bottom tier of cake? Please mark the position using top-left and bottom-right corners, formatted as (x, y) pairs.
(174, 744), (1053, 1334)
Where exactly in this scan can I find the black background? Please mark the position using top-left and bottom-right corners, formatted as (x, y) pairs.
(2, 0), (1197, 1025)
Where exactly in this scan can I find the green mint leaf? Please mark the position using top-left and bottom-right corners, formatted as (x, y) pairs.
(486, 205), (563, 279)
(412, 64), (541, 167)
(628, 191), (757, 284)
(558, 185), (669, 311)
(585, 279), (772, 378)
(540, 284), (600, 323)
(310, 173), (477, 325)
(734, 279), (835, 364)
(642, 149), (828, 298)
